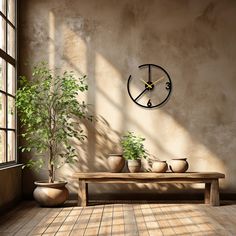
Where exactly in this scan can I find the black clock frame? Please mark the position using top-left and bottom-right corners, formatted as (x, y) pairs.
(127, 64), (172, 108)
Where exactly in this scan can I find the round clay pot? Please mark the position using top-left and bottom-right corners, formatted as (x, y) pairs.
(108, 154), (125, 172)
(33, 181), (69, 207)
(152, 161), (168, 173)
(127, 159), (141, 173)
(169, 158), (189, 173)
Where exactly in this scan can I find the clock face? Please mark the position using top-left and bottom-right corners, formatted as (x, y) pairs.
(127, 64), (172, 108)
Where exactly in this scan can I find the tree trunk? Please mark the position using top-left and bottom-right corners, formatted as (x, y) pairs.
(48, 105), (55, 183)
(48, 164), (54, 183)
(48, 144), (54, 183)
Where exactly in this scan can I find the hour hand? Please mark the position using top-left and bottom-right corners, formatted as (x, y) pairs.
(140, 79), (152, 89)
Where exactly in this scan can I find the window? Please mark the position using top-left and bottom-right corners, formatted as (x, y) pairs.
(0, 0), (17, 165)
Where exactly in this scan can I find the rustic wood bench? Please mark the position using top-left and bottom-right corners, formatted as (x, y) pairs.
(72, 172), (225, 207)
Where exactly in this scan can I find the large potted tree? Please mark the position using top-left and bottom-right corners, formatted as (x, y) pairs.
(16, 63), (92, 206)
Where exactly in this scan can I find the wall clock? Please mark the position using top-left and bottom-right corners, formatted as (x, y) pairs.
(127, 64), (172, 108)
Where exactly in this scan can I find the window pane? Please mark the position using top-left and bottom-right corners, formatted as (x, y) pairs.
(7, 0), (15, 24)
(0, 93), (6, 127)
(7, 63), (15, 94)
(0, 58), (6, 91)
(0, 0), (6, 15)
(0, 131), (6, 163)
(7, 130), (15, 161)
(0, 16), (6, 51)
(7, 23), (15, 58)
(7, 96), (15, 128)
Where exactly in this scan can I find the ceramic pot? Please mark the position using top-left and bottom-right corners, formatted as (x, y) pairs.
(127, 159), (141, 173)
(152, 161), (168, 173)
(33, 181), (69, 207)
(108, 154), (125, 172)
(169, 158), (189, 173)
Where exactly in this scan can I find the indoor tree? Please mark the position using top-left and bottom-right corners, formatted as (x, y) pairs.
(16, 63), (92, 183)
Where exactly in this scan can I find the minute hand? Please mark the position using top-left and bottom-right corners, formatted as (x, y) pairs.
(151, 76), (165, 86)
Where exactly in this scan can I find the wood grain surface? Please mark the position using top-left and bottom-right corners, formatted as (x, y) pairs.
(1, 201), (236, 235)
(72, 172), (225, 179)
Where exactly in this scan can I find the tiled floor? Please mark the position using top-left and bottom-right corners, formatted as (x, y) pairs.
(0, 201), (236, 235)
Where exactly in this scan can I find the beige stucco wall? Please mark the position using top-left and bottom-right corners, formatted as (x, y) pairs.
(19, 0), (236, 196)
(0, 165), (22, 212)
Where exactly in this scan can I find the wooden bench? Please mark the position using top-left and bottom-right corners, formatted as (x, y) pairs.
(72, 172), (225, 207)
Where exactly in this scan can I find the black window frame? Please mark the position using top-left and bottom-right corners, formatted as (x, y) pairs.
(0, 0), (17, 167)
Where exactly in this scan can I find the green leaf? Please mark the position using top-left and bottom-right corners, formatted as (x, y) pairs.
(121, 131), (148, 160)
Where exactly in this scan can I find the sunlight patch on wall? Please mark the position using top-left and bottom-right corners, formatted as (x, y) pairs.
(60, 24), (89, 104)
(61, 23), (87, 75)
(95, 52), (124, 132)
(48, 11), (55, 71)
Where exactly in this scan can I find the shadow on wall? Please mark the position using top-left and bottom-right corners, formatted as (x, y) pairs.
(19, 0), (236, 195)
(59, 115), (202, 195)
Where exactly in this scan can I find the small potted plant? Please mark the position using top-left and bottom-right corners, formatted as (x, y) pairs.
(16, 62), (92, 206)
(121, 131), (147, 172)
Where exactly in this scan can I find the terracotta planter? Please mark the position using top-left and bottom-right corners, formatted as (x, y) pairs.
(108, 154), (125, 172)
(127, 159), (141, 173)
(152, 161), (168, 173)
(169, 158), (189, 173)
(33, 181), (69, 207)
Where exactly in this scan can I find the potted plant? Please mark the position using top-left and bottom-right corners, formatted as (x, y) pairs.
(16, 62), (92, 206)
(121, 131), (147, 172)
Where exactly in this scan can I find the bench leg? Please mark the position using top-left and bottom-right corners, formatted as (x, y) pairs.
(204, 183), (211, 204)
(210, 179), (220, 206)
(205, 180), (220, 206)
(78, 180), (88, 207)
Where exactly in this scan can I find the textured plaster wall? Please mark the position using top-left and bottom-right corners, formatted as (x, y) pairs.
(19, 0), (236, 196)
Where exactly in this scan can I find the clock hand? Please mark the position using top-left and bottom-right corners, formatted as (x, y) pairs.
(140, 79), (152, 89)
(134, 88), (148, 101)
(151, 76), (165, 86)
(148, 64), (151, 83)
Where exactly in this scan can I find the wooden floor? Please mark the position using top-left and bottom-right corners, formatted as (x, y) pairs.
(0, 201), (236, 236)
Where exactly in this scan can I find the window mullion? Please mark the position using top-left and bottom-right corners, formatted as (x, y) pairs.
(5, 0), (7, 55)
(5, 61), (8, 162)
(0, 49), (15, 66)
(0, 0), (16, 166)
(0, 12), (15, 29)
(5, 3), (8, 162)
(15, 0), (17, 164)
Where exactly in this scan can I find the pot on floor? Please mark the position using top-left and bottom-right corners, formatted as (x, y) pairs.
(33, 181), (69, 207)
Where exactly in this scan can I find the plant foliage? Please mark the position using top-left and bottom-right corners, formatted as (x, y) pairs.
(16, 62), (92, 182)
(121, 131), (147, 160)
